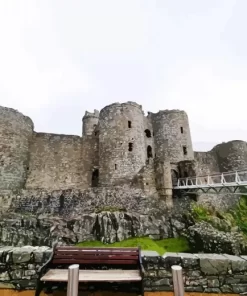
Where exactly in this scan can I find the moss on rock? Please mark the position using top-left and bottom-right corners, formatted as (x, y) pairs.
(76, 236), (190, 255)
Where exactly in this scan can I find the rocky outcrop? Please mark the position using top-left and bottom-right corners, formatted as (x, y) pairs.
(187, 222), (247, 255)
(0, 211), (180, 247)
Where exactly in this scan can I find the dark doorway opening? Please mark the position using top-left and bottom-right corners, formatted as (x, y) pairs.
(145, 129), (152, 138)
(171, 169), (179, 187)
(147, 145), (153, 158)
(92, 169), (99, 187)
(129, 143), (133, 151)
(128, 121), (132, 128)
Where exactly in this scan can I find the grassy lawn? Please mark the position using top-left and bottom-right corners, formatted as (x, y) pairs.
(76, 237), (190, 255)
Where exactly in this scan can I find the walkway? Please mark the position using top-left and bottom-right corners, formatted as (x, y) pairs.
(173, 169), (247, 194)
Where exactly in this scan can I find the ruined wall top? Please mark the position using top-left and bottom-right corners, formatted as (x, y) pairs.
(83, 109), (100, 119)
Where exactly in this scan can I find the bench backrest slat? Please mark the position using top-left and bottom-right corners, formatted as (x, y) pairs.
(52, 259), (138, 265)
(51, 247), (140, 266)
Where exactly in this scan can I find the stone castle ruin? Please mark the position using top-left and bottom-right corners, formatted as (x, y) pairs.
(1, 101), (247, 208)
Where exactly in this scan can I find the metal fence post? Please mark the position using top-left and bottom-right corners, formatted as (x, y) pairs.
(172, 265), (184, 296)
(67, 264), (79, 296)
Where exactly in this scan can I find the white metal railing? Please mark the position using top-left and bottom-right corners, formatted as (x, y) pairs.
(174, 170), (247, 189)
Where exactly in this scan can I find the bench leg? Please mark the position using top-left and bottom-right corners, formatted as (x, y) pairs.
(140, 280), (144, 296)
(35, 279), (44, 296)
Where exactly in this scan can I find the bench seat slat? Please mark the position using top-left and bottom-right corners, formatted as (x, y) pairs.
(41, 269), (142, 282)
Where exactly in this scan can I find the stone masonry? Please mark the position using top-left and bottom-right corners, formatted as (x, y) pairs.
(2, 246), (247, 293)
(1, 103), (247, 206)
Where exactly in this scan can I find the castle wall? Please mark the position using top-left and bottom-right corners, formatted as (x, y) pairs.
(98, 102), (146, 186)
(81, 135), (99, 186)
(151, 110), (194, 163)
(194, 150), (219, 176)
(26, 133), (84, 190)
(214, 140), (247, 172)
(0, 107), (33, 190)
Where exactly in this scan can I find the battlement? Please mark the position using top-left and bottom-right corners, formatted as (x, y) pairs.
(83, 109), (100, 119)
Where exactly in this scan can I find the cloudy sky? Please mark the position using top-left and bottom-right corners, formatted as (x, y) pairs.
(0, 0), (246, 151)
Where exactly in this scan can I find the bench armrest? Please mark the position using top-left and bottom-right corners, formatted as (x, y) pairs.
(38, 243), (57, 275)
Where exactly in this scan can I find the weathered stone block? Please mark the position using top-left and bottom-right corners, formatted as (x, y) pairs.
(144, 270), (158, 277)
(161, 253), (182, 268)
(207, 278), (220, 287)
(225, 254), (247, 272)
(33, 246), (51, 263)
(231, 284), (247, 293)
(221, 285), (233, 293)
(185, 286), (204, 292)
(152, 278), (170, 286)
(186, 270), (201, 277)
(198, 254), (229, 275)
(178, 253), (199, 269)
(225, 277), (240, 284)
(204, 288), (221, 293)
(0, 271), (10, 281)
(11, 246), (37, 263)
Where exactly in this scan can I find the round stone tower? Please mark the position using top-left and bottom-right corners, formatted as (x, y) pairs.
(150, 110), (194, 163)
(82, 109), (99, 136)
(0, 106), (34, 190)
(214, 140), (247, 172)
(98, 102), (146, 186)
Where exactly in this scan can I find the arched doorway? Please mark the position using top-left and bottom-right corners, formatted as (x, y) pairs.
(171, 169), (179, 186)
(92, 169), (99, 187)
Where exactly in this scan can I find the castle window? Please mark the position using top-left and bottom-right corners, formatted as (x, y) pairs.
(180, 127), (184, 134)
(128, 121), (132, 128)
(115, 164), (117, 170)
(183, 146), (188, 155)
(145, 129), (151, 138)
(128, 143), (133, 151)
(147, 145), (153, 158)
(91, 169), (99, 187)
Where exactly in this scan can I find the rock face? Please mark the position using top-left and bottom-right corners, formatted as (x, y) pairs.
(0, 211), (177, 247)
(0, 189), (191, 247)
(187, 222), (247, 255)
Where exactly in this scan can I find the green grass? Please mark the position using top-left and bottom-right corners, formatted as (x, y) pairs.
(156, 237), (190, 253)
(76, 237), (190, 255)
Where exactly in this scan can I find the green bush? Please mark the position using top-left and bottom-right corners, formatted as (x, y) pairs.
(191, 202), (211, 221)
(230, 195), (247, 234)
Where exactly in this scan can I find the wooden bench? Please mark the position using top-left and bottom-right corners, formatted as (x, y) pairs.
(35, 245), (144, 296)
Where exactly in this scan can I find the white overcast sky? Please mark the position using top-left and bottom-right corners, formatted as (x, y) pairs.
(0, 0), (246, 151)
